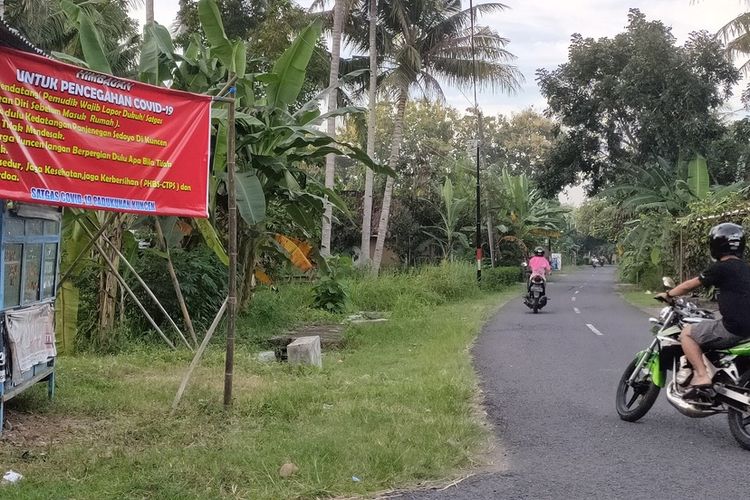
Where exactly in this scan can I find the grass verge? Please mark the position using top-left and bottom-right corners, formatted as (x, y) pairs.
(0, 285), (516, 499)
(617, 283), (661, 313)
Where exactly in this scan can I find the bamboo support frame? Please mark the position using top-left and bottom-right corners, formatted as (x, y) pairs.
(171, 297), (228, 414)
(77, 220), (176, 349)
(155, 217), (198, 347)
(56, 210), (114, 290)
(84, 218), (193, 351)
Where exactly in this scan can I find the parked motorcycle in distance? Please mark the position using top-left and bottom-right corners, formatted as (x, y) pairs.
(615, 276), (750, 450)
(524, 274), (547, 313)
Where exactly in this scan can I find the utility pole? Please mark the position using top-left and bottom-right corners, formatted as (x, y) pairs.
(469, 0), (481, 282)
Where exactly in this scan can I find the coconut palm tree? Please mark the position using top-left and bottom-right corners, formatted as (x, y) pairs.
(359, 0), (377, 267)
(358, 0), (521, 273)
(4, 0), (140, 76)
(716, 4), (750, 74)
(146, 0), (153, 25)
(320, 0), (347, 256)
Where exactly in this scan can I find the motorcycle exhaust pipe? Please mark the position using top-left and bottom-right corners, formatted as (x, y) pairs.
(665, 381), (719, 418)
(665, 358), (719, 418)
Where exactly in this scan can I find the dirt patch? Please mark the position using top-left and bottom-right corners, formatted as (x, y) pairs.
(0, 410), (102, 448)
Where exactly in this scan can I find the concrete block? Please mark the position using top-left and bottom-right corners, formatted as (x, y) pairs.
(287, 336), (322, 368)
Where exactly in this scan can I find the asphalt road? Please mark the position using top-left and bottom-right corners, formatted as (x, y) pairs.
(396, 266), (750, 500)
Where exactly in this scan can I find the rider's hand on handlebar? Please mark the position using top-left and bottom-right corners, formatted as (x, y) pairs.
(654, 292), (674, 304)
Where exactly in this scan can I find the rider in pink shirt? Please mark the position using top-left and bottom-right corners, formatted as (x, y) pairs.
(529, 247), (551, 278)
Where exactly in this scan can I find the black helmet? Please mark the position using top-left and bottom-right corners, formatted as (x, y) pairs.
(533, 246), (545, 256)
(709, 223), (745, 260)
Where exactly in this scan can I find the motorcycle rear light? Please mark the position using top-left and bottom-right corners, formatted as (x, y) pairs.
(532, 276), (543, 283)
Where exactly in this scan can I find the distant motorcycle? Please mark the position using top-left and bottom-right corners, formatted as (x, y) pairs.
(524, 274), (547, 313)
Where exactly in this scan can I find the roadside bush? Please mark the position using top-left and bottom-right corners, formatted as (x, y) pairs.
(417, 261), (478, 302)
(348, 262), (478, 312)
(128, 245), (227, 333)
(348, 272), (421, 311)
(480, 266), (521, 291)
(312, 276), (348, 313)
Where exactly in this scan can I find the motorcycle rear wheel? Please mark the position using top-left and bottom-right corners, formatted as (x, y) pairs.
(727, 371), (750, 450)
(616, 358), (661, 422)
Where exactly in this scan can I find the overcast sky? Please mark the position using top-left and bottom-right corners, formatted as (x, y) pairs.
(132, 0), (748, 116)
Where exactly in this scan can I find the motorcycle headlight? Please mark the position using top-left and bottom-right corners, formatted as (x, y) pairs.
(659, 306), (671, 322)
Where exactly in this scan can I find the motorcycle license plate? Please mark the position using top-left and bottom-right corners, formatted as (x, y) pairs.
(530, 285), (543, 292)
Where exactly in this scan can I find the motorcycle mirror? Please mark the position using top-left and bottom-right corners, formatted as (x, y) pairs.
(662, 277), (676, 288)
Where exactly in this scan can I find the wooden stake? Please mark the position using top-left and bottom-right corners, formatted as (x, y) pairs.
(223, 78), (237, 408)
(171, 297), (228, 414)
(155, 217), (198, 347)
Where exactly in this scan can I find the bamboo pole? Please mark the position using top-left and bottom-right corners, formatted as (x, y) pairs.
(223, 79), (238, 407)
(155, 218), (198, 347)
(78, 220), (175, 349)
(170, 297), (228, 414)
(56, 211), (114, 290)
(88, 219), (193, 351)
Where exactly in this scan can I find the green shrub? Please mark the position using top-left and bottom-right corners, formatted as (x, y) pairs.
(347, 272), (417, 311)
(417, 261), (479, 302)
(347, 262), (478, 312)
(312, 276), (348, 313)
(480, 266), (521, 291)
(128, 245), (227, 333)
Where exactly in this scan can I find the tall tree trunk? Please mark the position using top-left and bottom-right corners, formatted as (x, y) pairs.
(320, 0), (346, 256)
(359, 0), (377, 267)
(0, 1), (5, 19)
(145, 0), (154, 25)
(371, 87), (408, 274)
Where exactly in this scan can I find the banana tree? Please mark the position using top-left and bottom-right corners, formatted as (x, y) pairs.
(421, 178), (470, 261)
(494, 169), (569, 254)
(196, 1), (390, 308)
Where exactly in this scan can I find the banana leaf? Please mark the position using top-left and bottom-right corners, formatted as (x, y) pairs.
(195, 218), (228, 266)
(235, 171), (267, 225)
(266, 20), (322, 109)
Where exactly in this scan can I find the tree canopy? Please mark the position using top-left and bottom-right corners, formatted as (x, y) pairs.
(536, 9), (740, 196)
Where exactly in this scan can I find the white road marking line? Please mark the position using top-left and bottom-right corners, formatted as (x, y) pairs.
(571, 297), (576, 302)
(574, 307), (581, 314)
(575, 290), (580, 294)
(586, 323), (603, 336)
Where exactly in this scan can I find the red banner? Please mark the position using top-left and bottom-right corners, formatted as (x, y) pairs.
(0, 47), (212, 217)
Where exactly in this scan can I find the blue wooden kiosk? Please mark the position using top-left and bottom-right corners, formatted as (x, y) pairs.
(0, 22), (60, 432)
(0, 202), (60, 430)
(0, 202), (60, 429)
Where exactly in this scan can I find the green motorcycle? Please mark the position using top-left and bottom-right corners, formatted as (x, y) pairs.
(615, 277), (750, 450)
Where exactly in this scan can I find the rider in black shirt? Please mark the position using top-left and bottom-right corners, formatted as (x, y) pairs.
(656, 223), (750, 394)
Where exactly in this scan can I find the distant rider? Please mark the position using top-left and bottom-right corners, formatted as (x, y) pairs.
(655, 223), (750, 397)
(528, 247), (552, 282)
